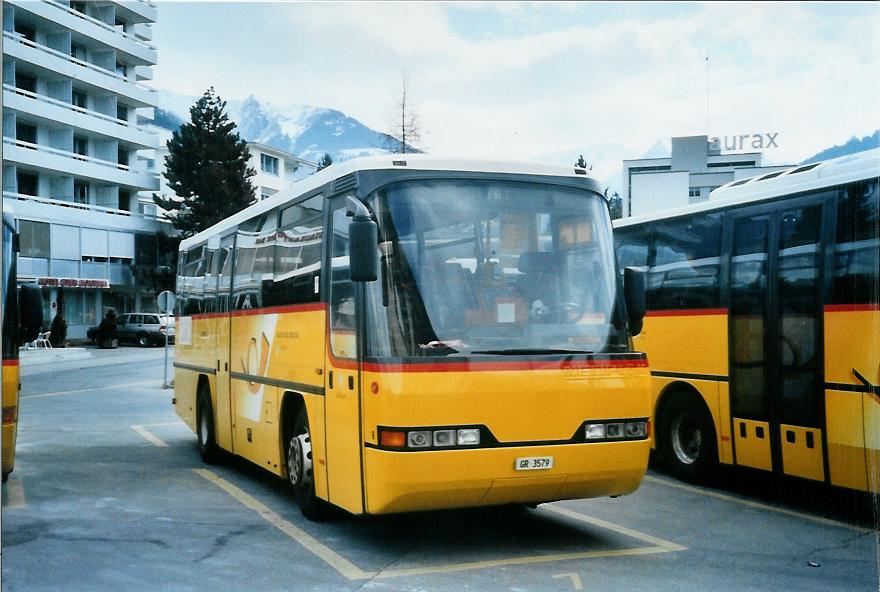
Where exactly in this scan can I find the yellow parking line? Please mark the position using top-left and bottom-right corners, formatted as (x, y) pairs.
(23, 380), (159, 399)
(194, 469), (373, 580)
(644, 475), (871, 533)
(132, 425), (169, 447)
(195, 468), (685, 581)
(2, 473), (27, 509)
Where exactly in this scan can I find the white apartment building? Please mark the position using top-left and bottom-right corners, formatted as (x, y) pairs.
(622, 135), (791, 218)
(2, 0), (171, 339)
(249, 141), (317, 201)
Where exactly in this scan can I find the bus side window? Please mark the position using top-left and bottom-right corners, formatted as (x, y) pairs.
(270, 195), (324, 307)
(833, 180), (879, 305)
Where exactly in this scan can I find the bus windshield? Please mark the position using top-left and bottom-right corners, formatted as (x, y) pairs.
(364, 179), (628, 357)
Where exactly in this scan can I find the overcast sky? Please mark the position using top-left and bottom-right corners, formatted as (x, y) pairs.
(151, 1), (879, 166)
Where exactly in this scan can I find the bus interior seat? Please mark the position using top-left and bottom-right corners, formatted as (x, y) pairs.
(517, 251), (559, 305)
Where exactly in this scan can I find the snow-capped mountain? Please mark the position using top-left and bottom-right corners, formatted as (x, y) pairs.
(154, 91), (407, 165)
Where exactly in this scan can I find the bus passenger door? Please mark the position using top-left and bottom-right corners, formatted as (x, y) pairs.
(323, 205), (365, 514)
(214, 236), (235, 451)
(728, 199), (829, 483)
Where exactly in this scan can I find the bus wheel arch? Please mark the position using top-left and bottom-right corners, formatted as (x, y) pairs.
(280, 393), (330, 521)
(196, 376), (220, 464)
(656, 383), (717, 483)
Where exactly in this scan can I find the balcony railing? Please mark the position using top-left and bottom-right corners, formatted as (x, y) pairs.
(3, 31), (157, 96)
(39, 0), (157, 51)
(3, 137), (156, 176)
(3, 190), (165, 222)
(3, 84), (156, 137)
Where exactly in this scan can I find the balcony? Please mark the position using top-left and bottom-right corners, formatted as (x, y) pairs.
(4, 85), (159, 150)
(8, 0), (157, 66)
(112, 1), (158, 25)
(3, 191), (169, 235)
(4, 137), (160, 192)
(3, 31), (157, 108)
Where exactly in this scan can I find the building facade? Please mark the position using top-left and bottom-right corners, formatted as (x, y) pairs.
(248, 141), (317, 201)
(622, 135), (792, 218)
(2, 0), (171, 339)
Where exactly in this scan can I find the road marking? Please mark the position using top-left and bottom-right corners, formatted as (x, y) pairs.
(2, 473), (27, 509)
(23, 380), (159, 399)
(553, 573), (584, 590)
(195, 468), (685, 580)
(194, 469), (371, 580)
(644, 475), (871, 533)
(132, 425), (169, 447)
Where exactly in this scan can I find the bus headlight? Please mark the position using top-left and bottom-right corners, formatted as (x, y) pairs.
(605, 423), (625, 439)
(407, 431), (432, 448)
(456, 429), (480, 446)
(585, 424), (606, 439)
(626, 421), (647, 438)
(433, 430), (456, 447)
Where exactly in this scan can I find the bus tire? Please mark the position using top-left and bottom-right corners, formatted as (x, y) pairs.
(196, 386), (220, 464)
(287, 408), (330, 521)
(658, 393), (717, 483)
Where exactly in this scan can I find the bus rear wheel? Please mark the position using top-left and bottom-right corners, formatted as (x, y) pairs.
(286, 409), (330, 521)
(658, 393), (717, 483)
(196, 386), (220, 464)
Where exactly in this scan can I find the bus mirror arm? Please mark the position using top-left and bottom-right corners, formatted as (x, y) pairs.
(347, 197), (379, 283)
(624, 267), (646, 336)
(18, 284), (44, 344)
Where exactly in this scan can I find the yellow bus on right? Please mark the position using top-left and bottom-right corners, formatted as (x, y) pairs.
(614, 148), (879, 493)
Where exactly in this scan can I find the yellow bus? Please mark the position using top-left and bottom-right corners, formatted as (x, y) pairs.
(2, 212), (44, 482)
(613, 148), (879, 493)
(173, 156), (652, 519)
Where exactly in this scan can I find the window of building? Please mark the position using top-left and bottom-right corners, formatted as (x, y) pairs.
(17, 171), (38, 196)
(70, 42), (87, 61)
(119, 190), (131, 211)
(115, 62), (127, 78)
(74, 181), (89, 204)
(117, 103), (129, 123)
(70, 1), (87, 15)
(14, 22), (36, 43)
(19, 221), (50, 259)
(118, 146), (129, 168)
(16, 122), (37, 146)
(74, 135), (88, 159)
(72, 89), (87, 110)
(261, 154), (279, 176)
(15, 72), (36, 94)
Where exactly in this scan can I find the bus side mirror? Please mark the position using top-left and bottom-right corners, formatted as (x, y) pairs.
(19, 284), (43, 344)
(346, 197), (378, 283)
(624, 267), (646, 336)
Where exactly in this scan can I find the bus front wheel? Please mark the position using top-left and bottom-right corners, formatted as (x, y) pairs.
(196, 386), (220, 464)
(658, 393), (717, 483)
(286, 409), (330, 521)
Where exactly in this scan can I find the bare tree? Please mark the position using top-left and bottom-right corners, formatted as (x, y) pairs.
(386, 73), (422, 154)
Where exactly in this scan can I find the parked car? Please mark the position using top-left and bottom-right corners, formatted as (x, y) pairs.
(87, 313), (175, 347)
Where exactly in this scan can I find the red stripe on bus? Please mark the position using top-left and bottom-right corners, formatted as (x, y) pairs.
(1, 359), (19, 366)
(359, 358), (649, 373)
(824, 304), (880, 313)
(646, 308), (728, 317)
(190, 303), (327, 320)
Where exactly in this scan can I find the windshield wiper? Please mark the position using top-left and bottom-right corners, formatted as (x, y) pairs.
(471, 348), (592, 356)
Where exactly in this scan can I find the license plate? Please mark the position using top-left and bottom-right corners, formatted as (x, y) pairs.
(515, 456), (554, 471)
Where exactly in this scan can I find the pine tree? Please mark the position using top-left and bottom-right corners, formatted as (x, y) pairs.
(316, 153), (333, 172)
(154, 87), (256, 237)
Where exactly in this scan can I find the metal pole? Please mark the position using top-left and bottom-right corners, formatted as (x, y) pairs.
(163, 311), (169, 388)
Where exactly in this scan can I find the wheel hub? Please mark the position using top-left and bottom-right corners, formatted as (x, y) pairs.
(671, 414), (701, 465)
(288, 431), (313, 488)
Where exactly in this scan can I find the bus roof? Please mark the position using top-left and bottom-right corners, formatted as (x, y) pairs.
(614, 147), (880, 229)
(180, 155), (599, 250)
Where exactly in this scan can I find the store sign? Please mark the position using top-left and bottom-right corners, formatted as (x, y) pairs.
(709, 133), (779, 151)
(37, 277), (110, 289)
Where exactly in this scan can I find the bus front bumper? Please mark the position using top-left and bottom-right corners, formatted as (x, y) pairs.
(363, 440), (650, 514)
